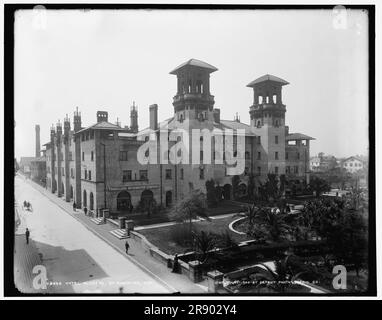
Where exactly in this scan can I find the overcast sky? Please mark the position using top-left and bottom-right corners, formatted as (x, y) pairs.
(14, 8), (369, 160)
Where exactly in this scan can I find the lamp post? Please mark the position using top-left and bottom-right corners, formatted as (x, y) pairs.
(100, 143), (107, 210)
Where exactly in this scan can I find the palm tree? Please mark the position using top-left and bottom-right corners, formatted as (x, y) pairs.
(259, 209), (291, 242)
(252, 255), (321, 293)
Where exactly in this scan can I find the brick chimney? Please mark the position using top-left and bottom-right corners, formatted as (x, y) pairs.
(149, 104), (158, 130)
(35, 125), (40, 157)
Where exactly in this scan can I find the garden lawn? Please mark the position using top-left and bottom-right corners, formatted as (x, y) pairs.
(136, 216), (249, 255)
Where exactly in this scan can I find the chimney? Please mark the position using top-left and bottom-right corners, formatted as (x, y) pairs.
(149, 104), (158, 130)
(73, 107), (82, 132)
(97, 111), (108, 123)
(35, 125), (40, 157)
(213, 109), (220, 123)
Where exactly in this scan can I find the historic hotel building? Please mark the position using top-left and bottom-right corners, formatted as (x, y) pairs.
(45, 59), (314, 216)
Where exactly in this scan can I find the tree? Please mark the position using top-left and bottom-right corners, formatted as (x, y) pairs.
(327, 210), (367, 276)
(232, 175), (240, 200)
(247, 174), (256, 200)
(170, 190), (209, 235)
(259, 174), (285, 203)
(192, 230), (217, 263)
(246, 207), (290, 242)
(309, 176), (330, 197)
(205, 179), (218, 208)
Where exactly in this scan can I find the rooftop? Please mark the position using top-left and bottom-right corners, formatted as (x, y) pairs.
(286, 133), (315, 141)
(247, 74), (289, 87)
(169, 59), (218, 75)
(75, 121), (127, 134)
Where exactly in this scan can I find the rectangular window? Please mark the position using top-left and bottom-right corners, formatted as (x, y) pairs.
(91, 151), (94, 161)
(82, 152), (84, 161)
(297, 152), (300, 160)
(286, 166), (290, 174)
(180, 168), (184, 180)
(275, 135), (279, 144)
(165, 169), (172, 180)
(257, 166), (261, 175)
(257, 136), (261, 145)
(62, 167), (65, 176)
(199, 168), (205, 180)
(200, 151), (203, 162)
(295, 166), (299, 174)
(139, 170), (148, 180)
(88, 170), (91, 180)
(275, 166), (279, 174)
(119, 151), (128, 161)
(286, 152), (288, 160)
(122, 170), (132, 182)
(71, 168), (74, 178)
(275, 152), (279, 160)
(257, 152), (261, 160)
(69, 152), (73, 161)
(84, 170), (87, 179)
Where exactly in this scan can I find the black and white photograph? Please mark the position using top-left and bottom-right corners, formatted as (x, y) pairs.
(4, 2), (377, 301)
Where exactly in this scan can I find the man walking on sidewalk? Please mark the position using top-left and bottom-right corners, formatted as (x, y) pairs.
(125, 240), (130, 254)
(25, 228), (30, 245)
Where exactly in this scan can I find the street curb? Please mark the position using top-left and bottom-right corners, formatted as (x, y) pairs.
(22, 177), (178, 293)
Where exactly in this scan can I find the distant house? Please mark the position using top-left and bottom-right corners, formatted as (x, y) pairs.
(309, 153), (337, 172)
(19, 157), (35, 176)
(340, 156), (366, 174)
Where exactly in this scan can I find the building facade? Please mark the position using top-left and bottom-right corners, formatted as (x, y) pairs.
(45, 59), (313, 217)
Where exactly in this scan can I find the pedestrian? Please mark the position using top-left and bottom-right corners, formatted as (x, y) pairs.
(73, 201), (76, 212)
(125, 240), (130, 254)
(25, 228), (30, 245)
(23, 200), (27, 208)
(172, 254), (179, 273)
(84, 207), (88, 215)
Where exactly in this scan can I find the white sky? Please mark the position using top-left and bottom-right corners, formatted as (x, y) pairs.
(14, 8), (369, 160)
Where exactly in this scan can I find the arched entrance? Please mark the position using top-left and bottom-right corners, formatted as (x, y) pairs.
(141, 189), (154, 210)
(83, 190), (87, 208)
(117, 191), (132, 211)
(90, 192), (94, 210)
(165, 191), (172, 207)
(70, 185), (73, 200)
(223, 184), (232, 200)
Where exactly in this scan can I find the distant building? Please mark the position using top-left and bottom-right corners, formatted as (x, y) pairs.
(340, 156), (366, 174)
(30, 156), (46, 186)
(310, 152), (337, 172)
(19, 157), (35, 177)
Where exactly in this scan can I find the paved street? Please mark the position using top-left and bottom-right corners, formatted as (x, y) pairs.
(14, 176), (171, 294)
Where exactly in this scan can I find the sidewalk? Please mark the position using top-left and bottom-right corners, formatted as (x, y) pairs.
(23, 177), (208, 294)
(14, 204), (54, 294)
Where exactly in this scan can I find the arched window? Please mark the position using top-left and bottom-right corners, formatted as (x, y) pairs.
(257, 120), (261, 127)
(89, 192), (94, 210)
(258, 96), (263, 104)
(117, 191), (131, 211)
(273, 94), (277, 104)
(166, 191), (172, 207)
